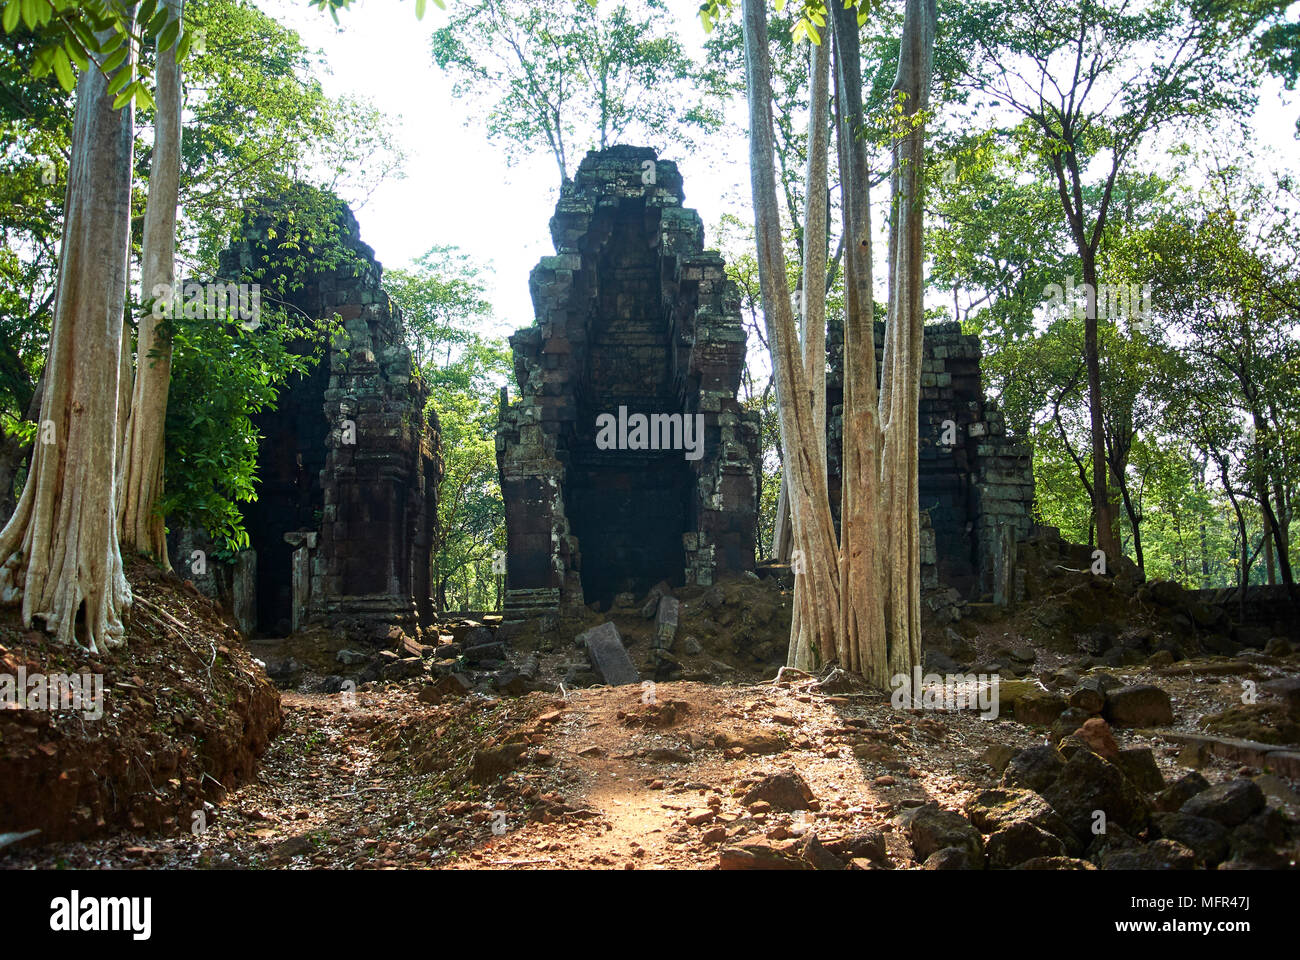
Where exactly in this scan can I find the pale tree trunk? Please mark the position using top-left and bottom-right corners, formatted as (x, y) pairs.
(744, 0), (936, 687)
(800, 36), (831, 483)
(878, 0), (936, 679)
(119, 0), (184, 569)
(828, 0), (888, 683)
(741, 0), (841, 671)
(0, 30), (136, 651)
(787, 32), (832, 658)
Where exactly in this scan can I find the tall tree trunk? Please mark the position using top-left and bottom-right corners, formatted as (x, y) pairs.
(878, 0), (935, 679)
(787, 30), (832, 659)
(741, 0), (841, 671)
(772, 481), (792, 561)
(742, 0), (935, 689)
(119, 0), (184, 568)
(0, 434), (31, 526)
(801, 35), (830, 468)
(1263, 509), (1276, 585)
(0, 29), (136, 651)
(827, 0), (885, 682)
(1081, 254), (1120, 565)
(1115, 469), (1144, 576)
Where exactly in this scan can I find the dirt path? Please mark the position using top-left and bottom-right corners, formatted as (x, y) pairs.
(5, 661), (1282, 871)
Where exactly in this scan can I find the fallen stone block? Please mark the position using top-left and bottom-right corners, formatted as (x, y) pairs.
(578, 621), (640, 686)
(654, 595), (680, 650)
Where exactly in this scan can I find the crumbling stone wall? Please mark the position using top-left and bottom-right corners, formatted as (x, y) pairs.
(827, 320), (1035, 600)
(497, 146), (760, 617)
(201, 193), (441, 639)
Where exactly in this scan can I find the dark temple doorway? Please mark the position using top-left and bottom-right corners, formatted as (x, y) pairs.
(565, 200), (693, 609)
(243, 358), (329, 635)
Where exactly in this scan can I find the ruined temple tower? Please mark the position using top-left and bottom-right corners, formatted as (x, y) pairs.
(176, 191), (441, 640)
(496, 146), (761, 617)
(825, 321), (1036, 602)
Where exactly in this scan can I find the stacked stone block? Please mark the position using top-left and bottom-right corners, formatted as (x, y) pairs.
(213, 193), (441, 638)
(826, 320), (1035, 597)
(497, 146), (759, 616)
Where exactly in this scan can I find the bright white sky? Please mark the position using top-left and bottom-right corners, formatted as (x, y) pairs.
(266, 0), (744, 341)
(263, 0), (1299, 341)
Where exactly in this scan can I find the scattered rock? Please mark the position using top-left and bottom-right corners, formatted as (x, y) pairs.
(645, 746), (691, 764)
(980, 744), (1016, 774)
(1201, 701), (1300, 745)
(1113, 747), (1164, 794)
(1228, 808), (1290, 867)
(1103, 684), (1174, 727)
(794, 833), (845, 870)
(742, 769), (815, 812)
(964, 787), (1067, 838)
(1017, 856), (1097, 870)
(462, 642), (507, 664)
(654, 595), (681, 651)
(1042, 748), (1149, 841)
(1001, 745), (1067, 793)
(823, 830), (888, 864)
(1146, 650), (1176, 668)
(1073, 717), (1120, 761)
(901, 804), (984, 862)
(718, 842), (809, 870)
(470, 743), (527, 783)
(922, 846), (978, 870)
(986, 821), (1068, 867)
(380, 656), (425, 681)
(1153, 771), (1211, 813)
(1050, 707), (1093, 746)
(1067, 682), (1106, 715)
(640, 581), (673, 619)
(1180, 779), (1265, 827)
(714, 731), (787, 755)
(1101, 838), (1196, 870)
(1151, 813), (1229, 866)
(1015, 690), (1068, 726)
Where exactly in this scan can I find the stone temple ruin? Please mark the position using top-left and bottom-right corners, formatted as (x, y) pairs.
(181, 157), (1035, 647)
(496, 146), (1037, 619)
(825, 320), (1035, 604)
(173, 194), (441, 642)
(496, 146), (761, 618)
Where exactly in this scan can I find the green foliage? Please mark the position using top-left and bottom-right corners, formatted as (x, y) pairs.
(308, 0), (444, 26)
(696, 0), (872, 44)
(431, 0), (718, 182)
(385, 246), (494, 374)
(0, 0), (191, 106)
(386, 247), (511, 611)
(0, 26), (71, 421)
(178, 0), (404, 272)
(1134, 167), (1300, 584)
(161, 185), (362, 553)
(161, 307), (319, 556)
(0, 0), (402, 516)
(1194, 0), (1300, 92)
